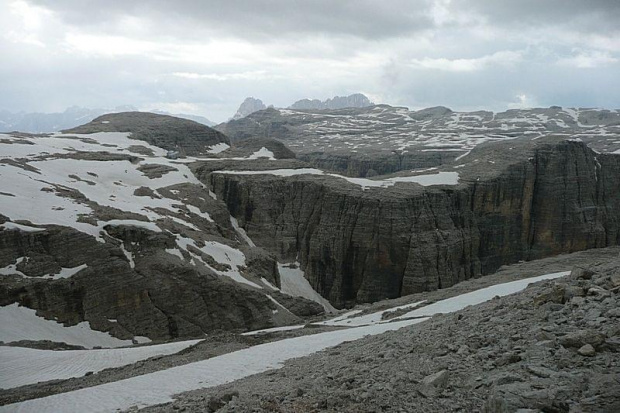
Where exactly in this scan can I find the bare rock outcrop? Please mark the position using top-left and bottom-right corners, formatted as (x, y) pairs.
(199, 139), (620, 308)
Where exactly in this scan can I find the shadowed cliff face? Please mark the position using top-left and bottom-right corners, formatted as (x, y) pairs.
(200, 141), (620, 308)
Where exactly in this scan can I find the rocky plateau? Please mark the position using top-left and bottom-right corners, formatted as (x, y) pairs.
(0, 105), (619, 412)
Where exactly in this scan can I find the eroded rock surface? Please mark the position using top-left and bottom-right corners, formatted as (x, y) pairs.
(199, 138), (620, 307)
(149, 260), (620, 413)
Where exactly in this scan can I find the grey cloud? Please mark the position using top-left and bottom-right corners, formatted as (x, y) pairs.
(30, 0), (435, 40)
(459, 0), (620, 34)
(3, 0), (619, 122)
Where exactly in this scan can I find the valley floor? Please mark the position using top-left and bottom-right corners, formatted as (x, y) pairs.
(1, 247), (618, 412)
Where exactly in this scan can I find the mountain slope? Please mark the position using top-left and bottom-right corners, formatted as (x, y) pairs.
(0, 112), (325, 349)
(63, 112), (229, 156)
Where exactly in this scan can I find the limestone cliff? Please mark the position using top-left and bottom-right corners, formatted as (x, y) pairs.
(198, 140), (620, 308)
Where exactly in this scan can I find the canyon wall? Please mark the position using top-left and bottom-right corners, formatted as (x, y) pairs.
(201, 141), (620, 308)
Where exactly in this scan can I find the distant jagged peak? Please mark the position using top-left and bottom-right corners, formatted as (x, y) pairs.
(233, 97), (267, 120)
(289, 93), (374, 110)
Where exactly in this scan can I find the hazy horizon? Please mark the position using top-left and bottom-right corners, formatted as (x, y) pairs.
(2, 0), (619, 123)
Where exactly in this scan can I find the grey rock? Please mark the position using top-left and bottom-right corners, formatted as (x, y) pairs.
(289, 93), (373, 111)
(232, 97), (266, 120)
(559, 329), (606, 349)
(604, 337), (620, 352)
(418, 369), (450, 397)
(524, 365), (556, 378)
(202, 139), (620, 307)
(577, 343), (596, 356)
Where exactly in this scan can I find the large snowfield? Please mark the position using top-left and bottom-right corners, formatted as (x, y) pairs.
(0, 340), (202, 389)
(0, 304), (144, 349)
(0, 271), (568, 413)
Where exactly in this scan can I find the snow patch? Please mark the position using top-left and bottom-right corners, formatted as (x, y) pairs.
(278, 263), (335, 313)
(47, 264), (88, 280)
(0, 339), (201, 389)
(0, 222), (45, 232)
(0, 257), (27, 277)
(248, 147), (275, 160)
(0, 304), (134, 349)
(241, 325), (305, 336)
(207, 142), (230, 154)
(216, 169), (459, 189)
(165, 248), (185, 260)
(3, 271), (571, 412)
(230, 217), (255, 247)
(187, 204), (213, 222)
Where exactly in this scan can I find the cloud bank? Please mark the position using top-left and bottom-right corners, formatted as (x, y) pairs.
(2, 0), (619, 122)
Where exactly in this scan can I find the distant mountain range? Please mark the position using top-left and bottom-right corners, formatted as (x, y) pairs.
(229, 93), (374, 121)
(0, 106), (215, 133)
(289, 93), (373, 110)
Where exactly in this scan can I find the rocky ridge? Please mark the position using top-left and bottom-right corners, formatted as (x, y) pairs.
(289, 93), (373, 111)
(217, 105), (620, 177)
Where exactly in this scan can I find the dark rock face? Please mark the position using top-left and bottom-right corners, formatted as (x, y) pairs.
(63, 112), (229, 156)
(201, 141), (620, 308)
(216, 108), (287, 143)
(0, 225), (313, 341)
(298, 151), (453, 177)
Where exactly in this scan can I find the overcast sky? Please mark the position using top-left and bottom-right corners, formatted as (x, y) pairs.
(1, 0), (619, 122)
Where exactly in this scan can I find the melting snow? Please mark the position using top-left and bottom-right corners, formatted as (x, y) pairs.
(230, 217), (256, 247)
(47, 264), (88, 280)
(207, 142), (230, 154)
(0, 304), (135, 349)
(0, 222), (45, 232)
(216, 169), (460, 189)
(0, 339), (201, 389)
(1, 271), (571, 412)
(278, 263), (336, 313)
(241, 325), (305, 336)
(248, 147), (276, 160)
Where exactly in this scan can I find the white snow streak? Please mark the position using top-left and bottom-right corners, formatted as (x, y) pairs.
(216, 169), (460, 188)
(1, 271), (569, 412)
(0, 340), (201, 389)
(278, 263), (336, 313)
